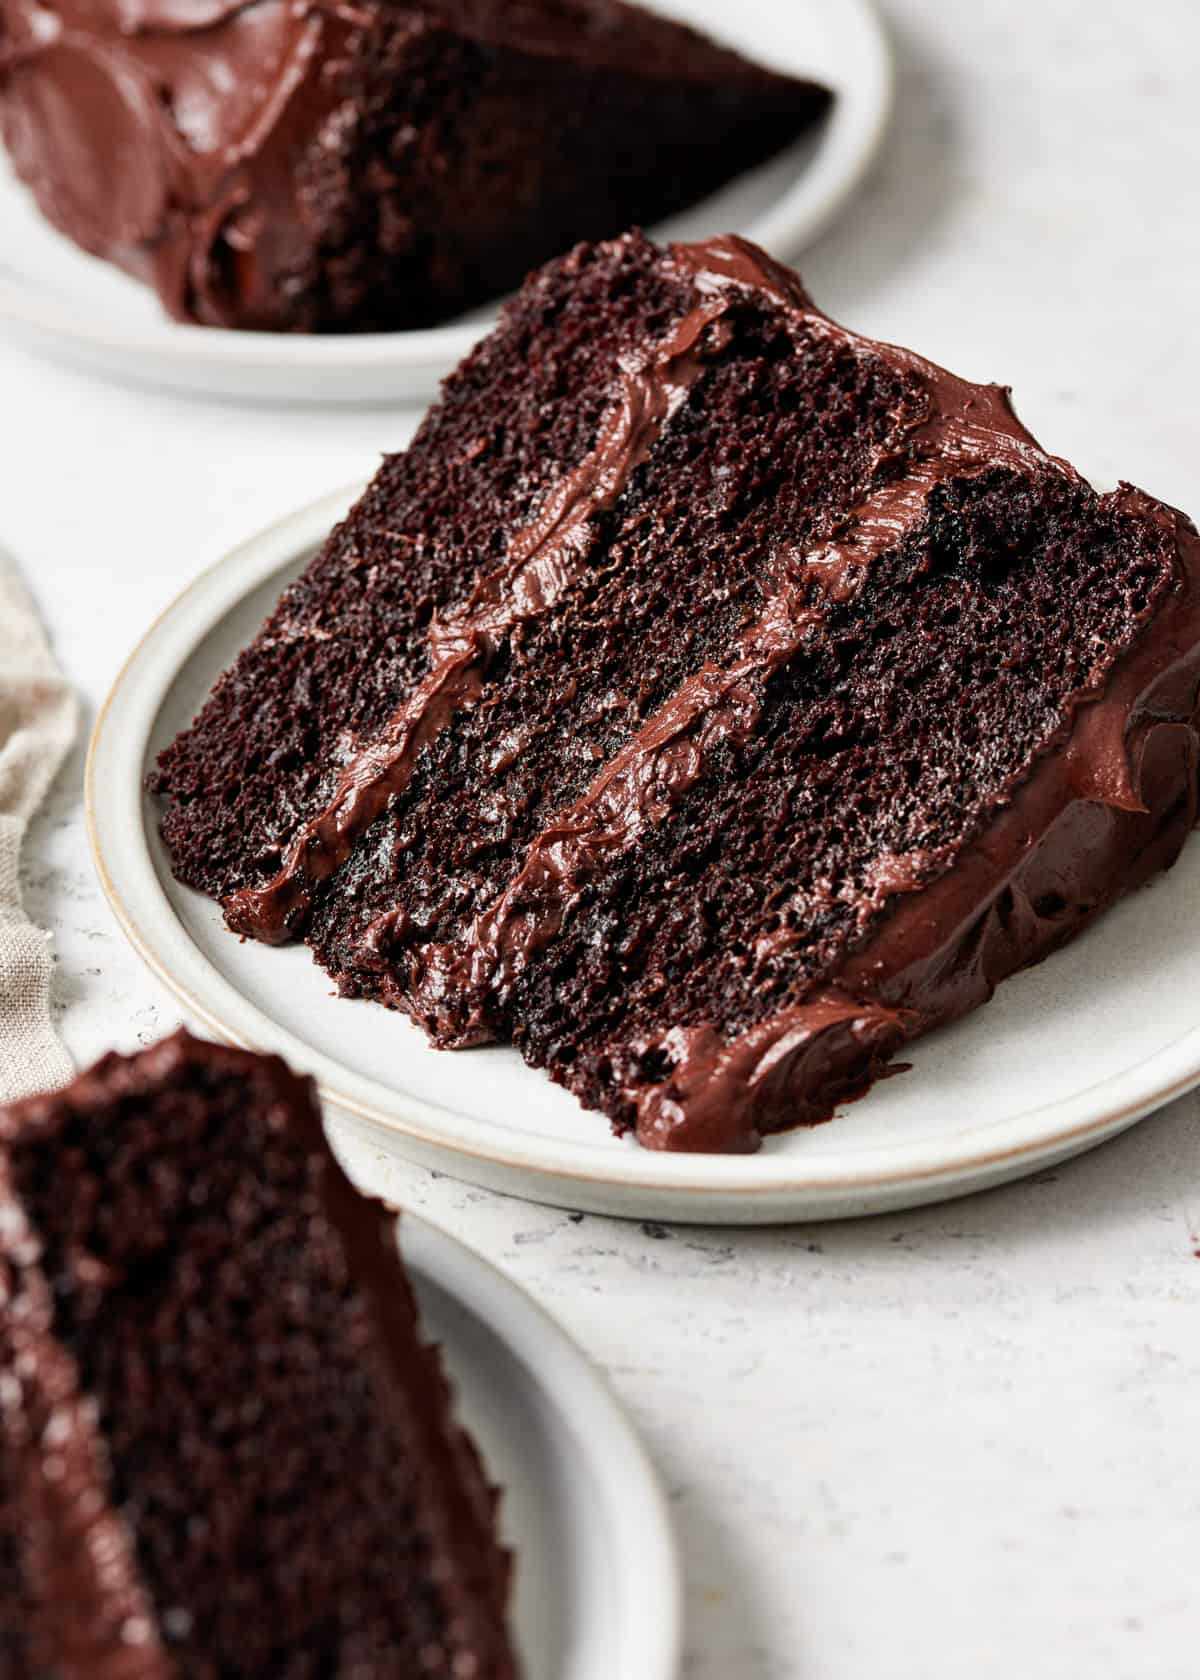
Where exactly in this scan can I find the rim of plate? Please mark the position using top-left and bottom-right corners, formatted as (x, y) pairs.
(398, 1210), (682, 1680)
(0, 0), (892, 380)
(86, 484), (1200, 1203)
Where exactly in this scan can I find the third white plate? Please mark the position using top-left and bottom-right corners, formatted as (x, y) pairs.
(0, 0), (891, 403)
(402, 1213), (679, 1680)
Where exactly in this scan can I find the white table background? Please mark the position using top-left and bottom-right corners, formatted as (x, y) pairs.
(3, 3), (1200, 1675)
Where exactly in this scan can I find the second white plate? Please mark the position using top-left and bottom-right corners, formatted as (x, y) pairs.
(0, 0), (891, 403)
(87, 486), (1200, 1224)
(401, 1212), (679, 1680)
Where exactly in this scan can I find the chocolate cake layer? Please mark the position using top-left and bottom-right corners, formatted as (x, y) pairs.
(152, 234), (1200, 1153)
(492, 475), (1200, 1151)
(150, 233), (698, 902)
(0, 1031), (517, 1676)
(268, 258), (929, 980)
(0, 0), (828, 332)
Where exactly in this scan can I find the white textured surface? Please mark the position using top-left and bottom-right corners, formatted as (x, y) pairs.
(2, 2), (1200, 1675)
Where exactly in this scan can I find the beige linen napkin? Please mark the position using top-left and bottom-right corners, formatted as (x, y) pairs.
(0, 550), (77, 1101)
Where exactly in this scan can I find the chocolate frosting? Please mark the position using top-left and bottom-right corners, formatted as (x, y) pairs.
(0, 1031), (515, 1673)
(0, 0), (829, 329)
(223, 284), (741, 941)
(627, 994), (912, 1154)
(399, 591), (826, 1045)
(0, 0), (350, 325)
(0, 1069), (180, 1678)
(0, 1193), (174, 1679)
(157, 232), (1200, 1151)
(371, 236), (1200, 1150)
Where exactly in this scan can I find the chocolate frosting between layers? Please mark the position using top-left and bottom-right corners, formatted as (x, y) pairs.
(223, 283), (742, 942)
(390, 591), (827, 1044)
(376, 239), (1067, 1032)
(371, 237), (1200, 1150)
(230, 229), (1044, 952)
(620, 492), (1200, 1152)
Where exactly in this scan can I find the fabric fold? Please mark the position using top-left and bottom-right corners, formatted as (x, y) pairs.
(0, 549), (77, 1100)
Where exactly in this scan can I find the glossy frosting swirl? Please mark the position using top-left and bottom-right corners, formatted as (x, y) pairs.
(0, 0), (350, 324)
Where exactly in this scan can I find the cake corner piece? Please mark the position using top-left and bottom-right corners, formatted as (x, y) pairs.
(0, 0), (830, 332)
(0, 1027), (519, 1675)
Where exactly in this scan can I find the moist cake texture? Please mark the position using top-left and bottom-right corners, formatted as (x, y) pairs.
(150, 232), (1200, 1152)
(0, 0), (828, 332)
(0, 1031), (517, 1676)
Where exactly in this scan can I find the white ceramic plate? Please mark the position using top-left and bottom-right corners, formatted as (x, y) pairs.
(88, 487), (1200, 1225)
(398, 1212), (679, 1680)
(0, 0), (891, 404)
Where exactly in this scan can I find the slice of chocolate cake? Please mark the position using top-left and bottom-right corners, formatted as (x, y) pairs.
(0, 0), (828, 333)
(151, 232), (1200, 1153)
(0, 1031), (517, 1675)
